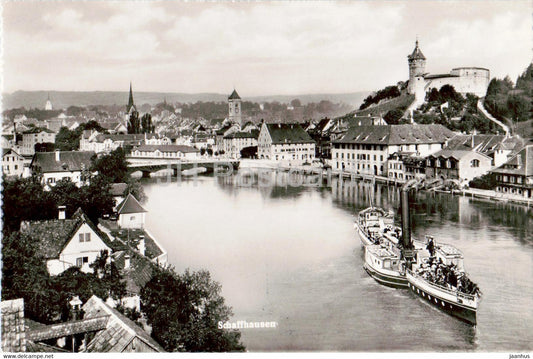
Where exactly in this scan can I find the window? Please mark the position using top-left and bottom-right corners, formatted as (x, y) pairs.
(471, 159), (480, 168)
(79, 233), (91, 242)
(75, 257), (88, 267)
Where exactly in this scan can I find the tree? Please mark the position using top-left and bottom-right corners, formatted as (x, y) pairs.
(240, 146), (257, 158)
(1, 232), (60, 323)
(290, 99), (302, 108)
(127, 111), (141, 134)
(140, 267), (245, 352)
(91, 148), (129, 183)
(55, 126), (81, 151)
(384, 109), (406, 125)
(34, 142), (55, 152)
(141, 113), (154, 133)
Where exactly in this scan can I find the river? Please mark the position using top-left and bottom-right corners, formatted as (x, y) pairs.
(142, 170), (533, 351)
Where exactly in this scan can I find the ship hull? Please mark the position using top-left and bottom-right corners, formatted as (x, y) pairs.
(407, 271), (477, 325)
(355, 223), (374, 246)
(363, 263), (408, 289)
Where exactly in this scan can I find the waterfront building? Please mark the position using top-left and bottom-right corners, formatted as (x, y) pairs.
(490, 145), (533, 198)
(116, 193), (147, 229)
(228, 89), (242, 126)
(257, 122), (316, 163)
(424, 149), (492, 183)
(407, 40), (490, 107)
(444, 134), (525, 167)
(331, 124), (454, 175)
(215, 122), (240, 152)
(20, 208), (115, 276)
(2, 148), (25, 177)
(129, 144), (200, 160)
(30, 150), (95, 188)
(223, 131), (258, 159)
(21, 127), (56, 155)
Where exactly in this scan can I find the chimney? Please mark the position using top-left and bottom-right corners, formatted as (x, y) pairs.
(138, 235), (146, 256)
(517, 154), (522, 168)
(124, 254), (131, 269)
(400, 189), (412, 250)
(55, 149), (61, 162)
(58, 205), (66, 220)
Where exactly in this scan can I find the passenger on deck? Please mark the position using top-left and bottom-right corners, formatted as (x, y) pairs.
(426, 236), (435, 257)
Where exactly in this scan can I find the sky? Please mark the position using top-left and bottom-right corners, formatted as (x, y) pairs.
(2, 0), (532, 96)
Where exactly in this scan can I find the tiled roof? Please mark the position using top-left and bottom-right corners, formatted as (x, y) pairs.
(26, 341), (69, 352)
(224, 131), (257, 139)
(2, 148), (22, 158)
(427, 149), (491, 161)
(27, 316), (109, 342)
(1, 299), (27, 352)
(491, 145), (533, 176)
(265, 123), (315, 144)
(444, 134), (522, 155)
(335, 124), (455, 145)
(228, 89), (241, 100)
(113, 250), (157, 295)
(116, 194), (147, 215)
(30, 151), (94, 173)
(132, 144), (199, 153)
(408, 40), (426, 60)
(20, 209), (115, 259)
(82, 296), (165, 352)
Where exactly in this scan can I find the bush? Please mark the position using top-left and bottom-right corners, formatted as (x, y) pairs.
(469, 173), (497, 190)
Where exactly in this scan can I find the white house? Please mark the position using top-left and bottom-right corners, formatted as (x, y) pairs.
(223, 131), (258, 159)
(257, 122), (316, 164)
(30, 150), (95, 188)
(21, 128), (56, 155)
(130, 144), (200, 160)
(20, 208), (115, 276)
(116, 193), (147, 229)
(331, 124), (455, 176)
(2, 148), (25, 177)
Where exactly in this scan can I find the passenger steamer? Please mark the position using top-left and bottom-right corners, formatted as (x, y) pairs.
(359, 188), (481, 325)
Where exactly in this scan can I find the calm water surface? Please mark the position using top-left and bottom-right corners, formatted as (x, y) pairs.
(142, 172), (533, 351)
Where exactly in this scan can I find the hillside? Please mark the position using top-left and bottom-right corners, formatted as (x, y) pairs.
(355, 93), (415, 117)
(1, 90), (368, 110)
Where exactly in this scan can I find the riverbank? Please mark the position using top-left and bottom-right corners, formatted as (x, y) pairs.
(239, 159), (533, 209)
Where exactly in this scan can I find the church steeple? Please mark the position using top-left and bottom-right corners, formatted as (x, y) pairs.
(127, 82), (136, 113)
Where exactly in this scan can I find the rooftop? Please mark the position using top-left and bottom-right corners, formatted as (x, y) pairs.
(228, 89), (241, 100)
(132, 144), (199, 153)
(83, 296), (165, 352)
(30, 151), (94, 173)
(265, 123), (315, 144)
(335, 124), (455, 145)
(116, 193), (147, 215)
(491, 145), (533, 177)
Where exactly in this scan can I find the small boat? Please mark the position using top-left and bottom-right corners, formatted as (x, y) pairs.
(354, 207), (394, 246)
(406, 239), (480, 325)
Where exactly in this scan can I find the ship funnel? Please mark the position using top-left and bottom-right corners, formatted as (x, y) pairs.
(400, 189), (413, 250)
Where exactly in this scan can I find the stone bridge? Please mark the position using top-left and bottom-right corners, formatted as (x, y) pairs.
(126, 157), (240, 178)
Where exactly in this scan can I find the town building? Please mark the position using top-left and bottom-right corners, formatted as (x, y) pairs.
(129, 144), (200, 160)
(2, 148), (25, 177)
(228, 89), (242, 126)
(223, 131), (258, 159)
(490, 145), (533, 198)
(21, 127), (56, 155)
(407, 40), (490, 107)
(215, 123), (240, 152)
(116, 193), (147, 229)
(257, 123), (316, 163)
(20, 208), (116, 276)
(332, 124), (454, 175)
(80, 133), (146, 154)
(45, 94), (53, 110)
(425, 149), (492, 183)
(30, 150), (94, 188)
(444, 134), (525, 167)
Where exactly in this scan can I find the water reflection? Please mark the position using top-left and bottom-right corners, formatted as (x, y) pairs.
(142, 171), (532, 351)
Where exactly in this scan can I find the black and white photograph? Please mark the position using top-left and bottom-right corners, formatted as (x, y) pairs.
(0, 0), (532, 357)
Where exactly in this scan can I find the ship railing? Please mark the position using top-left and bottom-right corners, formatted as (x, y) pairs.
(406, 269), (476, 301)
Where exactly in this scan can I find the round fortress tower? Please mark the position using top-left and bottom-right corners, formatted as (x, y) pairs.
(407, 40), (426, 95)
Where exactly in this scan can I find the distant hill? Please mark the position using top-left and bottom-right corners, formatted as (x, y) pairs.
(1, 90), (368, 110)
